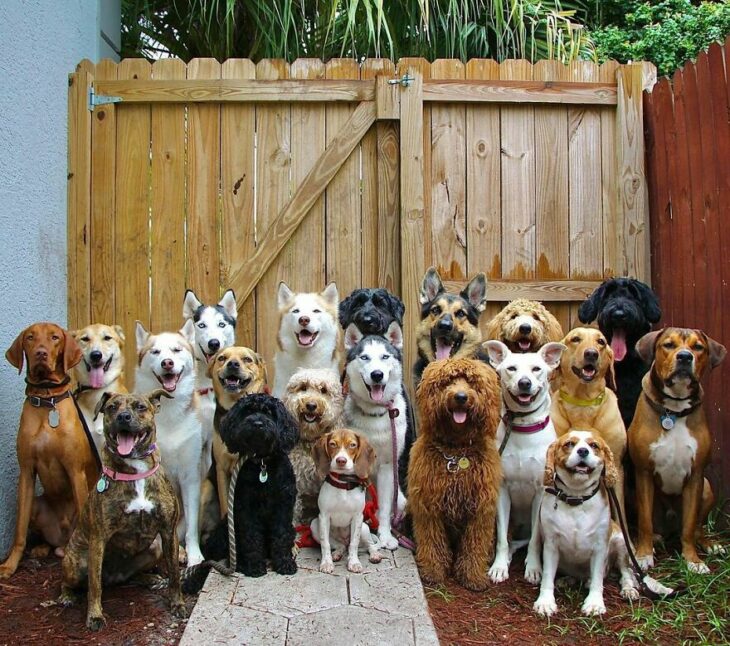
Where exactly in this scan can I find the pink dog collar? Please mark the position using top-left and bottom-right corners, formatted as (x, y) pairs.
(509, 415), (551, 433)
(102, 458), (159, 482)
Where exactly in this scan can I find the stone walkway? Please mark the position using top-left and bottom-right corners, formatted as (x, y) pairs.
(180, 547), (439, 645)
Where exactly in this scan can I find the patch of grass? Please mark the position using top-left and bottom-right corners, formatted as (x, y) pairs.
(425, 584), (456, 603)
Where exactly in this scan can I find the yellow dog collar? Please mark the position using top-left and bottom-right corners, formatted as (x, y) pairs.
(559, 389), (605, 407)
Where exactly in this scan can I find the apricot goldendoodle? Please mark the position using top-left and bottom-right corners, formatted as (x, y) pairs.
(484, 299), (564, 353)
(408, 358), (502, 591)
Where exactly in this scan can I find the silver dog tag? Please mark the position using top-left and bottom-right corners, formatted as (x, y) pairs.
(259, 465), (268, 484)
(661, 414), (675, 431)
(96, 476), (109, 493)
(48, 408), (60, 428)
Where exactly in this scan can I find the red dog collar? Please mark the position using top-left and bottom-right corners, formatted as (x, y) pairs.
(102, 457), (159, 482)
(325, 472), (368, 491)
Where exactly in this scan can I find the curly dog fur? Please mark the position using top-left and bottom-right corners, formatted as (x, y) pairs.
(200, 393), (298, 577)
(408, 359), (502, 591)
(283, 368), (344, 524)
(485, 299), (564, 353)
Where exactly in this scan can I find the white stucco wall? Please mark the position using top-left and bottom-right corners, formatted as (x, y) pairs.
(0, 0), (120, 556)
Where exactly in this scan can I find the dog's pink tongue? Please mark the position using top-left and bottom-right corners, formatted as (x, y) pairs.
(370, 384), (385, 402)
(116, 432), (135, 456)
(453, 410), (467, 424)
(161, 374), (178, 392)
(611, 330), (627, 362)
(89, 366), (105, 389)
(298, 330), (314, 346)
(435, 338), (453, 360)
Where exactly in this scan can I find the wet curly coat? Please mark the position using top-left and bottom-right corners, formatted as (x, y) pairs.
(408, 359), (502, 591)
(485, 299), (564, 353)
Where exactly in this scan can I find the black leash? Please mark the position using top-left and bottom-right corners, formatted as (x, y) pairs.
(70, 391), (103, 474)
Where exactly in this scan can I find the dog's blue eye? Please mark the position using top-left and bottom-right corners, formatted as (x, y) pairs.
(218, 321), (226, 328)
(382, 354), (390, 361)
(360, 355), (370, 361)
(197, 322), (206, 329)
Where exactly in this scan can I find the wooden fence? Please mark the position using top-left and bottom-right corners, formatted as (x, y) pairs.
(645, 37), (730, 502)
(67, 57), (652, 388)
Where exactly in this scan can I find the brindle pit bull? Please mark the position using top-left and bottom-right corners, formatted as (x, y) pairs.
(58, 391), (187, 631)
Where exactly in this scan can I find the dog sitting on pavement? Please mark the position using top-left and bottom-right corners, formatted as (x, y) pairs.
(272, 281), (341, 398)
(484, 299), (564, 353)
(484, 339), (566, 584)
(310, 428), (382, 573)
(58, 391), (186, 631)
(283, 368), (344, 525)
(71, 323), (128, 455)
(1, 322), (98, 579)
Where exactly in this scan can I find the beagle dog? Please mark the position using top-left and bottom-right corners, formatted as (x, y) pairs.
(310, 429), (382, 573)
(534, 430), (639, 617)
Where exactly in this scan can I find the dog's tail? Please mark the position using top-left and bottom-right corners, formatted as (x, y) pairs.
(181, 559), (234, 595)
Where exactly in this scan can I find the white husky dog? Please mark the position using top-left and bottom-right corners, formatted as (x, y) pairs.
(182, 289), (237, 470)
(272, 282), (341, 398)
(342, 322), (407, 550)
(135, 319), (204, 566)
(484, 339), (566, 584)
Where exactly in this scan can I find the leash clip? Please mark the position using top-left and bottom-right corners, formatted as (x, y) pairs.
(388, 408), (399, 419)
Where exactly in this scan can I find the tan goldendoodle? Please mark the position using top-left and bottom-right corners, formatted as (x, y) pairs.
(485, 299), (564, 353)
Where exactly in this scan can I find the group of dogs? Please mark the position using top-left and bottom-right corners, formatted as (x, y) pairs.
(0, 269), (725, 630)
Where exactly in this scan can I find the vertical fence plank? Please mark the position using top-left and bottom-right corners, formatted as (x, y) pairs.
(115, 59), (152, 387)
(89, 60), (116, 327)
(186, 58), (222, 303)
(430, 59), (466, 277)
(255, 59), (291, 369)
(221, 59), (257, 347)
(150, 58), (186, 333)
(600, 61), (620, 280)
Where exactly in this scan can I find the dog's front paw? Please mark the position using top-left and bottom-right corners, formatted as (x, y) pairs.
(705, 542), (726, 556)
(636, 553), (654, 571)
(454, 569), (488, 592)
(533, 595), (558, 617)
(331, 548), (344, 562)
(319, 559), (334, 574)
(488, 560), (510, 584)
(170, 601), (188, 619)
(378, 532), (399, 551)
(29, 544), (52, 559)
(347, 559), (363, 574)
(368, 550), (383, 564)
(86, 613), (107, 632)
(57, 589), (77, 607)
(621, 583), (640, 601)
(242, 560), (267, 577)
(581, 595), (606, 616)
(185, 547), (204, 568)
(0, 562), (18, 579)
(686, 560), (710, 574)
(274, 557), (297, 576)
(524, 564), (542, 585)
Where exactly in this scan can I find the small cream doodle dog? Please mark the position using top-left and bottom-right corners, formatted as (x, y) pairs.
(485, 299), (564, 353)
(534, 429), (639, 617)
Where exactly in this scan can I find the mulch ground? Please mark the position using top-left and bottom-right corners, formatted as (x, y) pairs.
(0, 557), (197, 645)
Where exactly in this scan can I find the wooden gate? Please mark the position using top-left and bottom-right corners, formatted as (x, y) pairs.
(68, 57), (653, 387)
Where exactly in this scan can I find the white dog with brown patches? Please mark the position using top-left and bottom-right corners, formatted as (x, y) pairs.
(135, 319), (204, 566)
(310, 429), (382, 573)
(534, 430), (639, 617)
(272, 282), (341, 398)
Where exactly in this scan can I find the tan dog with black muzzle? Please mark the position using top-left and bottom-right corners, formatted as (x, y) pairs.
(58, 391), (187, 631)
(628, 327), (726, 573)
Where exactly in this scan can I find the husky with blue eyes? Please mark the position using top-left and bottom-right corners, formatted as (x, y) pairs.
(343, 322), (407, 551)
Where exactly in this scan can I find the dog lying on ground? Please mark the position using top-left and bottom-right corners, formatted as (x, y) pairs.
(1, 323), (97, 579)
(578, 278), (661, 428)
(310, 429), (382, 573)
(414, 267), (488, 385)
(551, 327), (627, 517)
(272, 281), (341, 398)
(71, 324), (127, 455)
(283, 368), (344, 524)
(628, 327), (726, 573)
(534, 430), (639, 617)
(409, 359), (502, 591)
(58, 391), (186, 631)
(200, 393), (299, 577)
(135, 320), (204, 566)
(343, 322), (407, 550)
(484, 340), (565, 584)
(484, 299), (564, 353)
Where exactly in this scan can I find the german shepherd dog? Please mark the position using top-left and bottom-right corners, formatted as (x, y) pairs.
(414, 267), (488, 385)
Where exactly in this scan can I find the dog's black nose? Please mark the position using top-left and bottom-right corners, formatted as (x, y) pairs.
(454, 391), (468, 405)
(676, 350), (693, 364)
(208, 339), (220, 352)
(117, 410), (132, 423)
(90, 350), (103, 363)
(614, 308), (626, 321)
(362, 313), (374, 325)
(519, 323), (532, 335)
(577, 447), (589, 459)
(437, 315), (453, 332)
(228, 359), (240, 369)
(584, 348), (599, 362)
(161, 358), (174, 371)
(306, 402), (317, 412)
(252, 419), (264, 427)
(299, 316), (310, 327)
(370, 370), (384, 383)
(517, 377), (532, 392)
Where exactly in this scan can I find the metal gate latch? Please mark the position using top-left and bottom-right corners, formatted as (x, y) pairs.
(388, 74), (414, 88)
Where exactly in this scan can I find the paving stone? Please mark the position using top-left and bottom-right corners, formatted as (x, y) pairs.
(200, 569), (239, 600)
(180, 601), (287, 646)
(349, 563), (429, 619)
(394, 547), (417, 568)
(232, 567), (349, 618)
(287, 604), (415, 646)
(296, 546), (396, 576)
(414, 615), (441, 645)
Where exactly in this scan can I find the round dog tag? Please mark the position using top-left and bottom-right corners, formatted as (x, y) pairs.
(96, 477), (108, 493)
(48, 408), (60, 428)
(458, 457), (471, 470)
(259, 467), (268, 484)
(661, 414), (675, 431)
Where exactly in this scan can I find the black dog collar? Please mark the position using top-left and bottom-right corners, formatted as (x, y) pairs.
(545, 474), (601, 507)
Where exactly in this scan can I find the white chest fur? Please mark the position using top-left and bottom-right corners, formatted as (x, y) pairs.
(124, 460), (155, 514)
(649, 418), (697, 495)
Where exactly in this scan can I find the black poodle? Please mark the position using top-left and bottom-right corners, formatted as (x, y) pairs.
(201, 393), (299, 577)
(339, 287), (415, 495)
(578, 277), (661, 428)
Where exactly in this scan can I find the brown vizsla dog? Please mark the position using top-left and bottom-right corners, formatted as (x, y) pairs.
(0, 322), (98, 578)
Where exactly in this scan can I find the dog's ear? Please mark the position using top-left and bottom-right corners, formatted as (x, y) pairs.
(483, 340), (510, 369)
(338, 292), (355, 329)
(256, 353), (269, 386)
(540, 342), (566, 372)
(146, 388), (174, 412)
(321, 282), (339, 308)
(62, 329), (83, 374)
(420, 267), (444, 305)
(633, 280), (662, 324)
(135, 321), (150, 353)
(543, 440), (558, 486)
(277, 281), (294, 309)
(354, 434), (376, 479)
(461, 273), (487, 313)
(601, 439), (618, 489)
(313, 434), (332, 478)
(605, 343), (617, 391)
(182, 289), (203, 320)
(93, 391), (114, 421)
(5, 328), (26, 374)
(702, 333), (727, 369)
(387, 292), (405, 326)
(114, 325), (126, 346)
(543, 309), (564, 343)
(344, 323), (363, 351)
(577, 281), (609, 324)
(206, 350), (222, 378)
(385, 321), (403, 351)
(218, 289), (237, 322)
(635, 329), (663, 365)
(179, 318), (195, 345)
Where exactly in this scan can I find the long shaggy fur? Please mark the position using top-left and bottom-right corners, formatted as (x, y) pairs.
(408, 359), (502, 591)
(485, 299), (564, 353)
